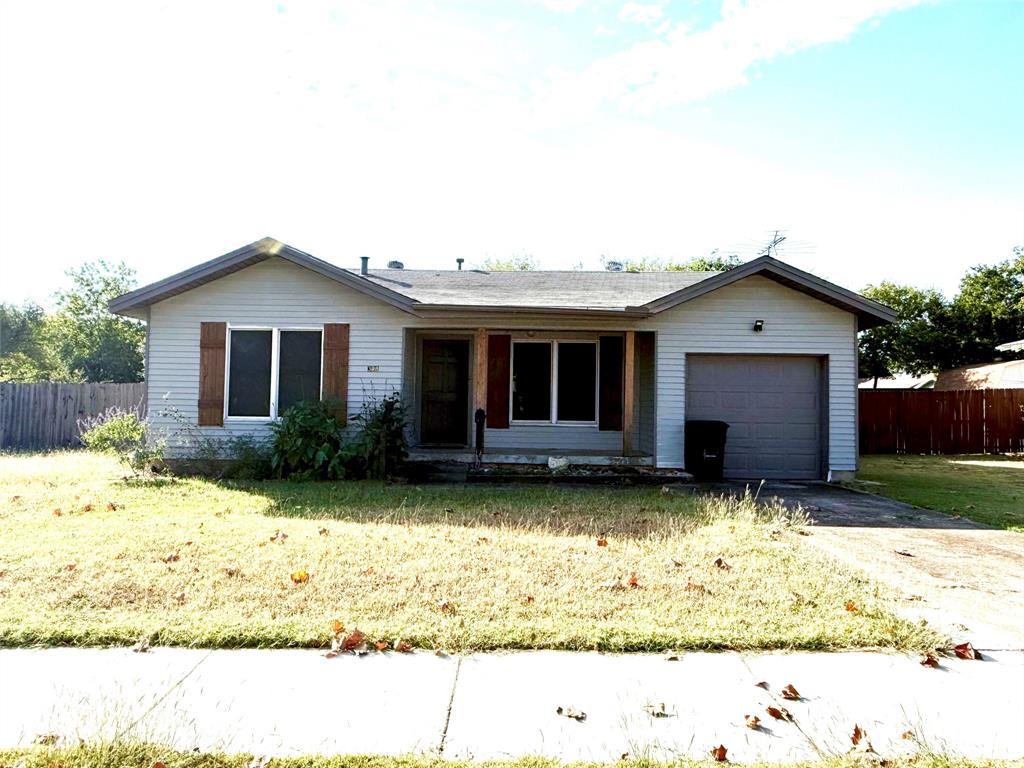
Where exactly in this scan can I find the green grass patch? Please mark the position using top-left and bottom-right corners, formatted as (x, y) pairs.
(0, 452), (943, 652)
(0, 744), (1012, 768)
(857, 455), (1024, 532)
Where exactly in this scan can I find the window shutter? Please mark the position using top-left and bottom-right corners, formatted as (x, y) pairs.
(599, 335), (624, 431)
(198, 322), (227, 426)
(322, 323), (350, 426)
(486, 334), (511, 428)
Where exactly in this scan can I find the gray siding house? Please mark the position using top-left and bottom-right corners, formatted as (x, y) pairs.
(110, 238), (895, 480)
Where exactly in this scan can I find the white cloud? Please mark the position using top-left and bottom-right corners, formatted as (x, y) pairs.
(540, 0), (930, 117)
(619, 2), (664, 25)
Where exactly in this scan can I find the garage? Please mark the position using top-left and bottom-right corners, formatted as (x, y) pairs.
(685, 355), (825, 480)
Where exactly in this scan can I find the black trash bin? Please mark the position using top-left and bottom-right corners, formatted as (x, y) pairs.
(684, 420), (729, 481)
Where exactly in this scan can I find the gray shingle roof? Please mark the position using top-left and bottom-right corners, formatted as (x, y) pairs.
(362, 269), (717, 310)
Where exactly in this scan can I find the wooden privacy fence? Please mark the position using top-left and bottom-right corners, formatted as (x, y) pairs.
(0, 382), (147, 451)
(860, 389), (1024, 455)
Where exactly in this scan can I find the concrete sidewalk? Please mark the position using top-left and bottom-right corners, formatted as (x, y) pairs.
(2, 648), (1022, 762)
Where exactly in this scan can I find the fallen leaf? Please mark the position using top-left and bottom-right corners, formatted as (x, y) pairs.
(173, 591), (186, 604)
(638, 708), (671, 720)
(477, 536), (490, 544)
(797, 529), (811, 536)
(152, 762), (168, 768)
(628, 573), (640, 588)
(131, 635), (151, 653)
(894, 549), (915, 557)
(341, 628), (365, 651)
(361, 566), (375, 576)
(52, 508), (63, 516)
(374, 640), (389, 651)
(331, 619), (345, 635)
(438, 600), (456, 615)
(901, 730), (915, 740)
(754, 681), (769, 690)
(597, 538), (608, 547)
(82, 503), (93, 512)
(183, 540), (193, 546)
(745, 714), (761, 730)
(163, 552), (180, 563)
(64, 563), (76, 572)
(850, 724), (876, 754)
(556, 705), (587, 722)
(845, 601), (859, 613)
(107, 502), (118, 511)
(766, 705), (793, 722)
(780, 683), (801, 700)
(290, 570), (309, 585)
(920, 653), (940, 668)
(318, 527), (329, 536)
(225, 567), (240, 577)
(435, 649), (449, 658)
(713, 557), (732, 571)
(270, 530), (288, 544)
(710, 744), (728, 762)
(395, 639), (413, 653)
(954, 642), (982, 660)
(685, 581), (708, 594)
(33, 733), (58, 746)
(671, 558), (684, 567)
(524, 595), (535, 605)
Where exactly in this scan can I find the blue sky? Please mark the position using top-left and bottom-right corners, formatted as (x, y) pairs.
(0, 0), (1021, 306)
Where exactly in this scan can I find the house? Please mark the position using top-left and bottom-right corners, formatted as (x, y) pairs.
(858, 372), (935, 390)
(933, 360), (1024, 390)
(109, 238), (896, 481)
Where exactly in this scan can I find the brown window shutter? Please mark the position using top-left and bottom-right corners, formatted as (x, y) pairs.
(599, 335), (623, 431)
(486, 334), (511, 428)
(322, 323), (350, 426)
(198, 322), (227, 426)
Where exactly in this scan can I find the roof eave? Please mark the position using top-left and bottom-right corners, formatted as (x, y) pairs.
(414, 303), (652, 319)
(641, 255), (897, 329)
(108, 237), (418, 317)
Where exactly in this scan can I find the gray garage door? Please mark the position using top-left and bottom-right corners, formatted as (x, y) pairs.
(686, 355), (824, 480)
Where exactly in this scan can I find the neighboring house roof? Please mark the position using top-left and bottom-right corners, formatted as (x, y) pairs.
(858, 373), (936, 389)
(996, 339), (1024, 353)
(109, 237), (897, 327)
(933, 360), (1024, 390)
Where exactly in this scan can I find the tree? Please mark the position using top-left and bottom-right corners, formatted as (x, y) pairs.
(0, 303), (72, 382)
(50, 260), (145, 382)
(946, 248), (1024, 366)
(618, 251), (743, 272)
(858, 283), (949, 383)
(475, 254), (538, 271)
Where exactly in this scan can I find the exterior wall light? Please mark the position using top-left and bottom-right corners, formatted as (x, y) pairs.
(753, 319), (765, 333)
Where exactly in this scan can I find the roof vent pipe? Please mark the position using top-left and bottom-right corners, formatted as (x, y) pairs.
(456, 258), (464, 270)
(360, 256), (369, 275)
(605, 260), (624, 272)
(387, 260), (404, 270)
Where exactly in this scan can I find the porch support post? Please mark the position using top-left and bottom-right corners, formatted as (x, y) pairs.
(473, 327), (488, 423)
(623, 330), (636, 456)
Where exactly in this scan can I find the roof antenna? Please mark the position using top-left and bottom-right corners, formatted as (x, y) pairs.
(456, 258), (464, 271)
(758, 230), (786, 258)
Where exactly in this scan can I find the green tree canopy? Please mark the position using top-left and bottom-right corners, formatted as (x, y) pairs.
(0, 302), (72, 382)
(616, 251), (743, 272)
(475, 254), (539, 271)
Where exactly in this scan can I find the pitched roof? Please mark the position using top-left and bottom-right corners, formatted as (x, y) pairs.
(361, 268), (715, 310)
(108, 237), (896, 327)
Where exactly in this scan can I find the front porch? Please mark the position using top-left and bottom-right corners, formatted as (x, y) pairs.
(402, 328), (657, 464)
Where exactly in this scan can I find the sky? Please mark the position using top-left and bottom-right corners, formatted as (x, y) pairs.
(0, 0), (1021, 307)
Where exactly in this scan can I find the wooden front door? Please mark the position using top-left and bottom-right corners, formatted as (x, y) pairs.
(420, 339), (469, 445)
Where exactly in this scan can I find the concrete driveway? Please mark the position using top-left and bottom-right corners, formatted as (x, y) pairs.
(722, 481), (1024, 651)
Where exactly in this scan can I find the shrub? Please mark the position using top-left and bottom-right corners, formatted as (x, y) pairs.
(222, 435), (273, 480)
(270, 399), (351, 480)
(269, 394), (409, 481)
(78, 407), (161, 472)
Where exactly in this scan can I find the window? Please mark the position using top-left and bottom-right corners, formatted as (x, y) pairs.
(556, 342), (596, 421)
(226, 328), (323, 419)
(510, 340), (598, 424)
(512, 342), (551, 421)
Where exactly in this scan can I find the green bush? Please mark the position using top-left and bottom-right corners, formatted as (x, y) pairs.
(269, 394), (408, 481)
(270, 399), (351, 480)
(222, 435), (273, 480)
(78, 407), (161, 472)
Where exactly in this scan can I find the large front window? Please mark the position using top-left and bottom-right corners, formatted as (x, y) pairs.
(511, 340), (597, 423)
(227, 328), (323, 419)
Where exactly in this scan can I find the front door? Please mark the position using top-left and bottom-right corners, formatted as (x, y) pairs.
(420, 339), (469, 445)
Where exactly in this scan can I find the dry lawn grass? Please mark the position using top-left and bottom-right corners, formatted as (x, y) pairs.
(0, 452), (943, 652)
